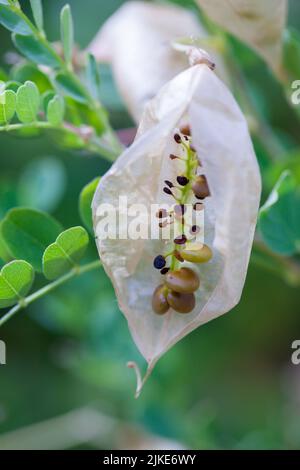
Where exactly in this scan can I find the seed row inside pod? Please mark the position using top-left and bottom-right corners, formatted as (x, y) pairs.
(152, 124), (213, 315)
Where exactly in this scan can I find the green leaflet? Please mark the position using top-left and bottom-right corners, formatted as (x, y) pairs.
(0, 260), (34, 309)
(1, 208), (63, 272)
(0, 89), (16, 124)
(43, 226), (89, 280)
(16, 80), (40, 124)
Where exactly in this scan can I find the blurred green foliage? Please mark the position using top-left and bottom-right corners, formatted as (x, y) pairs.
(0, 0), (300, 451)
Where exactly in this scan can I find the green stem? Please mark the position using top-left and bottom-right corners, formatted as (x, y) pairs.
(9, 2), (123, 157)
(0, 260), (102, 328)
(225, 54), (286, 160)
(0, 121), (120, 161)
(169, 141), (197, 271)
(253, 239), (300, 286)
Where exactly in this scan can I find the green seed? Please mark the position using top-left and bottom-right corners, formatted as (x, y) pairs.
(152, 284), (170, 315)
(181, 243), (213, 263)
(165, 267), (200, 294)
(167, 290), (195, 314)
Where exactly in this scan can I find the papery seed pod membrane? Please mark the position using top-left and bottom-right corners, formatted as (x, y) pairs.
(92, 63), (261, 396)
(87, 1), (229, 121)
(196, 0), (287, 77)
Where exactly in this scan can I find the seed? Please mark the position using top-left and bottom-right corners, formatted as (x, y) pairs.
(190, 225), (200, 235)
(174, 235), (187, 245)
(181, 244), (213, 263)
(169, 154), (179, 160)
(174, 133), (182, 144)
(152, 284), (170, 315)
(177, 176), (189, 186)
(156, 209), (168, 218)
(153, 255), (166, 269)
(180, 124), (191, 136)
(159, 220), (168, 228)
(167, 291), (195, 314)
(164, 180), (173, 188)
(192, 175), (210, 199)
(165, 267), (200, 293)
(193, 202), (204, 211)
(163, 187), (173, 196)
(160, 267), (170, 275)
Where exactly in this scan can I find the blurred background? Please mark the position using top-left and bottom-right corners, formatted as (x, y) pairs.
(0, 0), (300, 450)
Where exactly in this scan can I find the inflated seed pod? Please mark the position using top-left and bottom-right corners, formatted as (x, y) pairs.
(165, 267), (200, 294)
(167, 290), (195, 314)
(152, 284), (170, 315)
(192, 175), (210, 199)
(181, 243), (213, 263)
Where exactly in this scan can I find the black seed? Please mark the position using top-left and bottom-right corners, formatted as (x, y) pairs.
(164, 180), (173, 188)
(160, 267), (170, 275)
(169, 154), (179, 160)
(190, 225), (200, 234)
(153, 255), (166, 269)
(163, 187), (173, 196)
(174, 133), (181, 144)
(174, 235), (187, 245)
(177, 176), (189, 186)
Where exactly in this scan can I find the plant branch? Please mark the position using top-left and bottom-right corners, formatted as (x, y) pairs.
(253, 239), (300, 286)
(225, 53), (286, 161)
(0, 259), (102, 328)
(7, 1), (123, 158)
(0, 121), (120, 161)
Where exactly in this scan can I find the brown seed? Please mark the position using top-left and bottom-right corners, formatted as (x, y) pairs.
(181, 244), (213, 263)
(179, 124), (191, 136)
(165, 267), (200, 294)
(193, 202), (204, 211)
(159, 220), (168, 228)
(152, 284), (170, 315)
(174, 235), (187, 245)
(167, 291), (195, 314)
(192, 175), (210, 199)
(156, 209), (168, 218)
